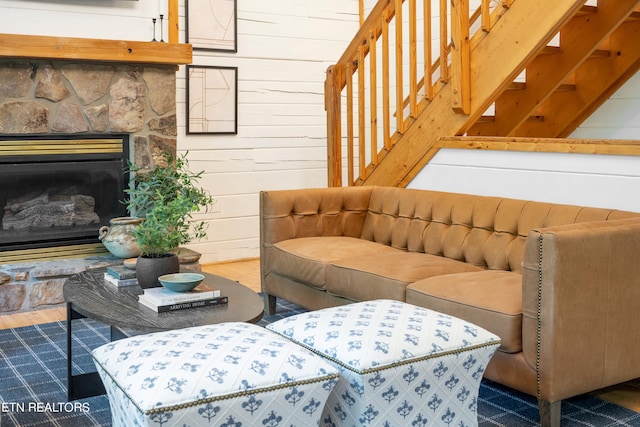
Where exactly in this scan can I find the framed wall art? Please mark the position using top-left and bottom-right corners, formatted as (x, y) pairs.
(186, 65), (238, 135)
(186, 0), (237, 52)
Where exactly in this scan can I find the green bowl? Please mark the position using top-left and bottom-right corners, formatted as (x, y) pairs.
(158, 273), (205, 293)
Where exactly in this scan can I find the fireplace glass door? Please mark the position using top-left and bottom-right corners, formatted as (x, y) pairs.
(0, 136), (129, 251)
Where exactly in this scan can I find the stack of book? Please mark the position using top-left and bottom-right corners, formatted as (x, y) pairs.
(103, 265), (138, 287)
(139, 287), (228, 313)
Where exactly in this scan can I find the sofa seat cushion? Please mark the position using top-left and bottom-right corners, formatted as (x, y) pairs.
(270, 237), (399, 289)
(325, 252), (483, 302)
(406, 270), (522, 353)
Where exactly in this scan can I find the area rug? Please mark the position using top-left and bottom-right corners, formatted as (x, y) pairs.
(1, 299), (639, 427)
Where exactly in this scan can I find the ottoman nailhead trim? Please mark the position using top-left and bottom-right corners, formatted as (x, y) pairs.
(536, 234), (544, 401)
(143, 374), (339, 416)
(269, 331), (501, 376)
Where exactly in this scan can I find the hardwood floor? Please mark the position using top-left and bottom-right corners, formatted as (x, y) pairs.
(202, 258), (261, 293)
(0, 257), (638, 413)
(0, 305), (67, 329)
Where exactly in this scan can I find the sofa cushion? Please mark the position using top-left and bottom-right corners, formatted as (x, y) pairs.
(325, 251), (483, 302)
(270, 237), (399, 289)
(406, 270), (522, 353)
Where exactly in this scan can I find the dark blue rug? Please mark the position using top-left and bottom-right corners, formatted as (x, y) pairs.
(1, 299), (639, 426)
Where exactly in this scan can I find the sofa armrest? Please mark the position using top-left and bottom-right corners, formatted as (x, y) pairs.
(522, 217), (640, 402)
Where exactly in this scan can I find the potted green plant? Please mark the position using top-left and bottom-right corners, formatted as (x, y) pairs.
(125, 151), (215, 288)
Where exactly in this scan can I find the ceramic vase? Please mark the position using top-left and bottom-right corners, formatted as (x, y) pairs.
(135, 253), (180, 289)
(98, 217), (143, 259)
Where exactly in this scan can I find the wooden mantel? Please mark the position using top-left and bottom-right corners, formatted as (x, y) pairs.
(0, 33), (192, 65)
(0, 0), (189, 65)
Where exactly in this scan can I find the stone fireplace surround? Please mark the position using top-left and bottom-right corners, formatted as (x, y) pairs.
(0, 58), (179, 314)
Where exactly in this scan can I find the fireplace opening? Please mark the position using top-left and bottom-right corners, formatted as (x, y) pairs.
(0, 135), (130, 252)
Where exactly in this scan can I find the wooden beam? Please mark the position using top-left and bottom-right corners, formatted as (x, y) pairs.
(359, 43), (367, 179)
(0, 33), (192, 65)
(424, 0), (434, 100)
(481, 0), (491, 32)
(438, 136), (640, 156)
(395, 0), (404, 133)
(382, 11), (392, 151)
(168, 0), (179, 43)
(451, 0), (471, 114)
(409, 0), (418, 118)
(325, 65), (343, 187)
(439, 0), (449, 83)
(369, 30), (379, 165)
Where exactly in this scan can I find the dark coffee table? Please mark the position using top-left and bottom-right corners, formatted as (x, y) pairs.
(63, 267), (264, 401)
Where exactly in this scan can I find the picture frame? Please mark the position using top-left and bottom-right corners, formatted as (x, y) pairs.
(186, 65), (238, 135)
(185, 0), (237, 52)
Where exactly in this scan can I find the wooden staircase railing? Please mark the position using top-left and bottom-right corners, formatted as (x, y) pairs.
(325, 0), (510, 187)
(326, 0), (640, 188)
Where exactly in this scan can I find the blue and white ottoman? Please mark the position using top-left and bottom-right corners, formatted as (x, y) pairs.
(267, 300), (501, 427)
(92, 322), (339, 427)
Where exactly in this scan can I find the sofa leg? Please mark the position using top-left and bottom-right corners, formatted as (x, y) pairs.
(538, 399), (561, 427)
(265, 294), (276, 315)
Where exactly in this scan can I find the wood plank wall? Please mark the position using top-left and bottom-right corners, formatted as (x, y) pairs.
(0, 0), (164, 42)
(178, 0), (361, 263)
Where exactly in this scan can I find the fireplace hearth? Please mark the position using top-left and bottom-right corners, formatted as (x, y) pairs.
(0, 135), (129, 252)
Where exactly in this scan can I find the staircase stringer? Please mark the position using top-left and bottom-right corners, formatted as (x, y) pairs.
(468, 0), (640, 138)
(514, 18), (640, 137)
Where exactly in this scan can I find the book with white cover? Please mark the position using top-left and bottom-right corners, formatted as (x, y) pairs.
(139, 286), (220, 305)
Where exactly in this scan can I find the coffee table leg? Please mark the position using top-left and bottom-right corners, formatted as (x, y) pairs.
(66, 302), (106, 401)
(111, 326), (127, 341)
(66, 303), (74, 401)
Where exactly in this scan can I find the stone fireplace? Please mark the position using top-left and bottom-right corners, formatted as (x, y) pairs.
(0, 57), (180, 313)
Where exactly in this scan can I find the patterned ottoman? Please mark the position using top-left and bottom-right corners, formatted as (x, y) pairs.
(92, 322), (339, 427)
(266, 299), (501, 427)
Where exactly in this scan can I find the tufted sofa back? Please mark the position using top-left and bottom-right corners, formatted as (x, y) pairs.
(260, 186), (374, 244)
(361, 187), (638, 273)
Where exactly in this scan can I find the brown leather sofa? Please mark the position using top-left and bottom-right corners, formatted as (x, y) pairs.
(260, 186), (640, 427)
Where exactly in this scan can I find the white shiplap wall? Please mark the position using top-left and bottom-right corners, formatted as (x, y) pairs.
(0, 0), (164, 41)
(178, 0), (361, 263)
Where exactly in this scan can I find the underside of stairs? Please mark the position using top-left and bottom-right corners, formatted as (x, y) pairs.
(325, 0), (640, 188)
